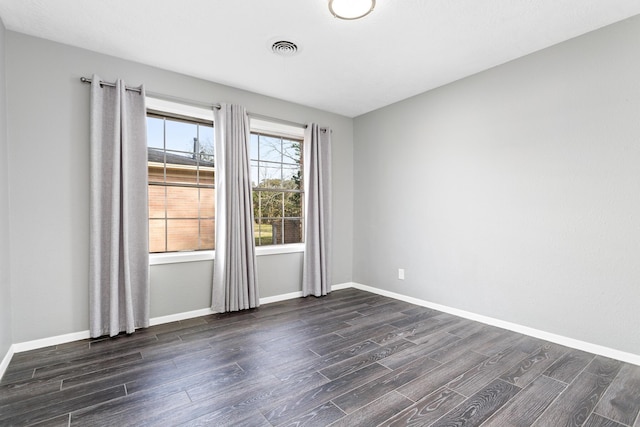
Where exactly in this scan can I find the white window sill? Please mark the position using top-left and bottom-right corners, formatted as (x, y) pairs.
(256, 243), (305, 257)
(149, 244), (305, 266)
(149, 250), (215, 265)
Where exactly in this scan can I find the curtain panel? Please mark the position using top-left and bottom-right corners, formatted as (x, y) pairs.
(212, 104), (259, 312)
(302, 124), (332, 297)
(89, 75), (150, 338)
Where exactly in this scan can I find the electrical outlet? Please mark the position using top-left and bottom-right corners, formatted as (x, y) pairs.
(398, 268), (405, 280)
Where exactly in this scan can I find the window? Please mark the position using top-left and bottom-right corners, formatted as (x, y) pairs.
(147, 110), (215, 253)
(146, 98), (304, 257)
(250, 132), (303, 246)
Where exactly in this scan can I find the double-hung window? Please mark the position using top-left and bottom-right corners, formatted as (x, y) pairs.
(146, 100), (304, 258)
(147, 101), (215, 253)
(250, 130), (304, 246)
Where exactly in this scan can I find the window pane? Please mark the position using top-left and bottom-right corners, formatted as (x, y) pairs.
(199, 167), (214, 186)
(254, 220), (274, 247)
(165, 152), (199, 185)
(200, 188), (215, 218)
(200, 219), (215, 250)
(147, 117), (164, 149)
(149, 219), (166, 253)
(198, 124), (215, 164)
(198, 154), (215, 167)
(257, 191), (283, 219)
(282, 140), (300, 165)
(250, 133), (259, 160)
(167, 219), (199, 251)
(259, 135), (282, 162)
(283, 165), (300, 189)
(250, 131), (303, 248)
(258, 165), (282, 188)
(250, 160), (259, 187)
(148, 185), (165, 219)
(165, 119), (198, 152)
(166, 149), (196, 160)
(148, 112), (216, 254)
(166, 186), (198, 218)
(252, 191), (262, 218)
(283, 218), (302, 244)
(284, 192), (302, 217)
(148, 161), (165, 184)
(266, 218), (301, 245)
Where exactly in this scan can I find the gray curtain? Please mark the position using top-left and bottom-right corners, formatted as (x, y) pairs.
(302, 124), (332, 297)
(89, 75), (149, 338)
(212, 104), (259, 312)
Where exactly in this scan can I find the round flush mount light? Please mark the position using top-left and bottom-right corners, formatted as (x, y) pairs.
(329, 0), (376, 20)
(271, 40), (299, 56)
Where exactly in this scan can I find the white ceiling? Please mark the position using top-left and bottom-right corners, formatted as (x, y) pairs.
(1, 1), (639, 117)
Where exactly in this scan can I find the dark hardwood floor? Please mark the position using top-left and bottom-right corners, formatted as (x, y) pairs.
(1, 288), (640, 426)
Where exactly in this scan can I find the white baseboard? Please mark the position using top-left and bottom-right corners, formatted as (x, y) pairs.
(0, 344), (15, 381)
(331, 282), (356, 291)
(260, 291), (303, 304)
(12, 330), (91, 354)
(149, 308), (216, 326)
(346, 282), (640, 367)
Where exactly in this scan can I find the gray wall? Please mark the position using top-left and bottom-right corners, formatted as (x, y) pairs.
(149, 253), (303, 318)
(354, 15), (640, 356)
(6, 32), (353, 342)
(0, 17), (13, 360)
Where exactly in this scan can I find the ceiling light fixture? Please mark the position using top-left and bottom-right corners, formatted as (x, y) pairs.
(328, 0), (376, 20)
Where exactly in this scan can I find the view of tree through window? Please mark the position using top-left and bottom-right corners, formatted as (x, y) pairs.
(147, 112), (215, 253)
(250, 133), (303, 246)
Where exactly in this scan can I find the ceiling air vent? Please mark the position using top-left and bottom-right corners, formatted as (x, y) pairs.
(271, 40), (299, 56)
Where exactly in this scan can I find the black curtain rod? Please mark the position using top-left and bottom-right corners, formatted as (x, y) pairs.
(80, 76), (315, 130)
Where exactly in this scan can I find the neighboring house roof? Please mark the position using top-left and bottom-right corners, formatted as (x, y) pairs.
(148, 147), (214, 168)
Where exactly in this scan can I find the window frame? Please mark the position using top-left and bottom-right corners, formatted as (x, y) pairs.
(251, 131), (304, 248)
(147, 110), (215, 254)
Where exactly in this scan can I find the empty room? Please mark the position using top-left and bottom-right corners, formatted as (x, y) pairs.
(1, 1), (640, 426)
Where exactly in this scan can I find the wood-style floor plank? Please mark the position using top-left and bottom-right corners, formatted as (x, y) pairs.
(484, 374), (566, 426)
(594, 362), (640, 426)
(261, 362), (390, 425)
(69, 388), (191, 426)
(446, 346), (530, 397)
(332, 355), (440, 414)
(542, 348), (595, 384)
(532, 371), (615, 427)
(318, 339), (415, 380)
(28, 414), (71, 427)
(430, 378), (521, 427)
(328, 391), (414, 427)
(426, 330), (504, 364)
(396, 351), (489, 401)
(584, 414), (627, 427)
(384, 386), (467, 426)
(1, 289), (640, 426)
(136, 373), (284, 426)
(0, 385), (126, 426)
(379, 331), (460, 370)
(181, 408), (272, 427)
(280, 402), (346, 427)
(401, 316), (465, 345)
(500, 342), (570, 387)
